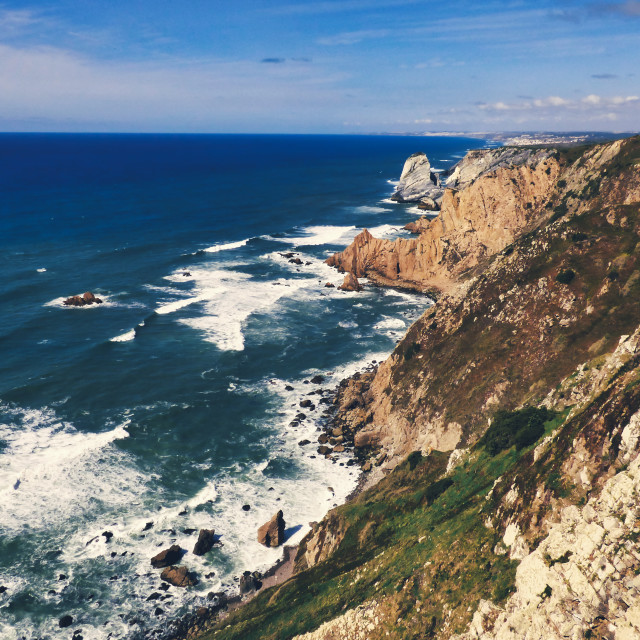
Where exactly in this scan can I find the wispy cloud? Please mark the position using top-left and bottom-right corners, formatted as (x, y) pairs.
(592, 1), (640, 16)
(592, 73), (618, 79)
(0, 43), (348, 131)
(268, 0), (422, 15)
(261, 57), (286, 63)
(476, 94), (639, 121)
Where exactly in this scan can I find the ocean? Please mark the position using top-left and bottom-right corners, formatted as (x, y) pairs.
(0, 133), (490, 639)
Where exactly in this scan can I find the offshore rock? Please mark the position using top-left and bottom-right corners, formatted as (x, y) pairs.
(151, 545), (183, 568)
(337, 272), (362, 291)
(257, 510), (285, 547)
(160, 565), (198, 588)
(63, 291), (103, 306)
(193, 529), (215, 556)
(391, 152), (443, 203)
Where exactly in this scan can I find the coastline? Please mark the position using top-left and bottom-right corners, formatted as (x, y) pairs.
(153, 375), (379, 640)
(146, 141), (463, 640)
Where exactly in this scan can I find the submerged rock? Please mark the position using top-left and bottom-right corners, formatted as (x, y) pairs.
(257, 510), (285, 547)
(151, 545), (183, 568)
(193, 529), (216, 556)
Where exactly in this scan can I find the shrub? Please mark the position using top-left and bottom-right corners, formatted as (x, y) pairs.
(423, 477), (454, 504)
(479, 407), (555, 456)
(556, 269), (576, 284)
(557, 179), (567, 189)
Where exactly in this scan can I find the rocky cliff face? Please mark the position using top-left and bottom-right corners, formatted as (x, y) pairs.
(327, 146), (561, 294)
(195, 136), (640, 640)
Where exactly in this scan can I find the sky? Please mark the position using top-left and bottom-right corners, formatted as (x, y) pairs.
(0, 0), (639, 133)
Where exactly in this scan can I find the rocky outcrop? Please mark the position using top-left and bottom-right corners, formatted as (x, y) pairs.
(63, 291), (103, 306)
(403, 216), (432, 234)
(327, 146), (561, 293)
(160, 565), (198, 587)
(151, 545), (184, 568)
(292, 601), (381, 640)
(337, 272), (362, 291)
(193, 529), (215, 556)
(454, 429), (640, 640)
(257, 511), (285, 547)
(391, 152), (443, 203)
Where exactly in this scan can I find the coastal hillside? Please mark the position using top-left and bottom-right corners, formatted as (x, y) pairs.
(190, 136), (640, 640)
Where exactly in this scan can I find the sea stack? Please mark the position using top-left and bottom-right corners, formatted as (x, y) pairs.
(391, 152), (443, 203)
(257, 510), (285, 547)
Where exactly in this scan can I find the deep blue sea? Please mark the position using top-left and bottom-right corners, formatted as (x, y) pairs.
(0, 133), (489, 639)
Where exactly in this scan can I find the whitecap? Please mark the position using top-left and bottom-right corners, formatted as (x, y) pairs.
(351, 205), (392, 214)
(369, 223), (411, 239)
(0, 406), (143, 535)
(110, 329), (136, 343)
(36, 268), (46, 273)
(154, 293), (211, 315)
(203, 238), (250, 253)
(374, 316), (407, 330)
(272, 225), (357, 247)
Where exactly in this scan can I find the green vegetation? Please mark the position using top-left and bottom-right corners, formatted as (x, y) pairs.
(555, 268), (576, 284)
(478, 407), (556, 456)
(203, 407), (566, 640)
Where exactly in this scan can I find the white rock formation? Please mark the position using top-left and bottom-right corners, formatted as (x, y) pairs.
(453, 416), (640, 640)
(392, 152), (442, 202)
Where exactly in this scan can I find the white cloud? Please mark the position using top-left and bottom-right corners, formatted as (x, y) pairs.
(0, 43), (352, 131)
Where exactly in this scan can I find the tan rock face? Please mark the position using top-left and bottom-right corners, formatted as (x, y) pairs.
(326, 149), (561, 294)
(327, 137), (640, 473)
(258, 510), (285, 547)
(337, 272), (363, 291)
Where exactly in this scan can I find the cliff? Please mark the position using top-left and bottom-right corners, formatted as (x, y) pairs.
(191, 135), (640, 640)
(326, 146), (561, 293)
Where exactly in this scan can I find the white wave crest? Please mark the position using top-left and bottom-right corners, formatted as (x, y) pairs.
(203, 238), (250, 253)
(110, 329), (136, 342)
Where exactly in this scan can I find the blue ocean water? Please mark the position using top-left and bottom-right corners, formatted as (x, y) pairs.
(0, 133), (489, 639)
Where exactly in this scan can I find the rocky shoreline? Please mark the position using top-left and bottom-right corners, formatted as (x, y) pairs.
(139, 358), (387, 640)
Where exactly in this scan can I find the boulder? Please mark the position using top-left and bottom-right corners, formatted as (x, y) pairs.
(160, 565), (198, 587)
(151, 545), (184, 568)
(58, 615), (73, 628)
(193, 529), (216, 556)
(239, 571), (263, 595)
(418, 196), (440, 211)
(300, 399), (313, 409)
(317, 446), (332, 456)
(324, 282), (335, 288)
(257, 510), (285, 547)
(338, 273), (362, 292)
(310, 375), (325, 384)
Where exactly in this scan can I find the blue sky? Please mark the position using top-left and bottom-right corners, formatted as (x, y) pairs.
(0, 0), (639, 133)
